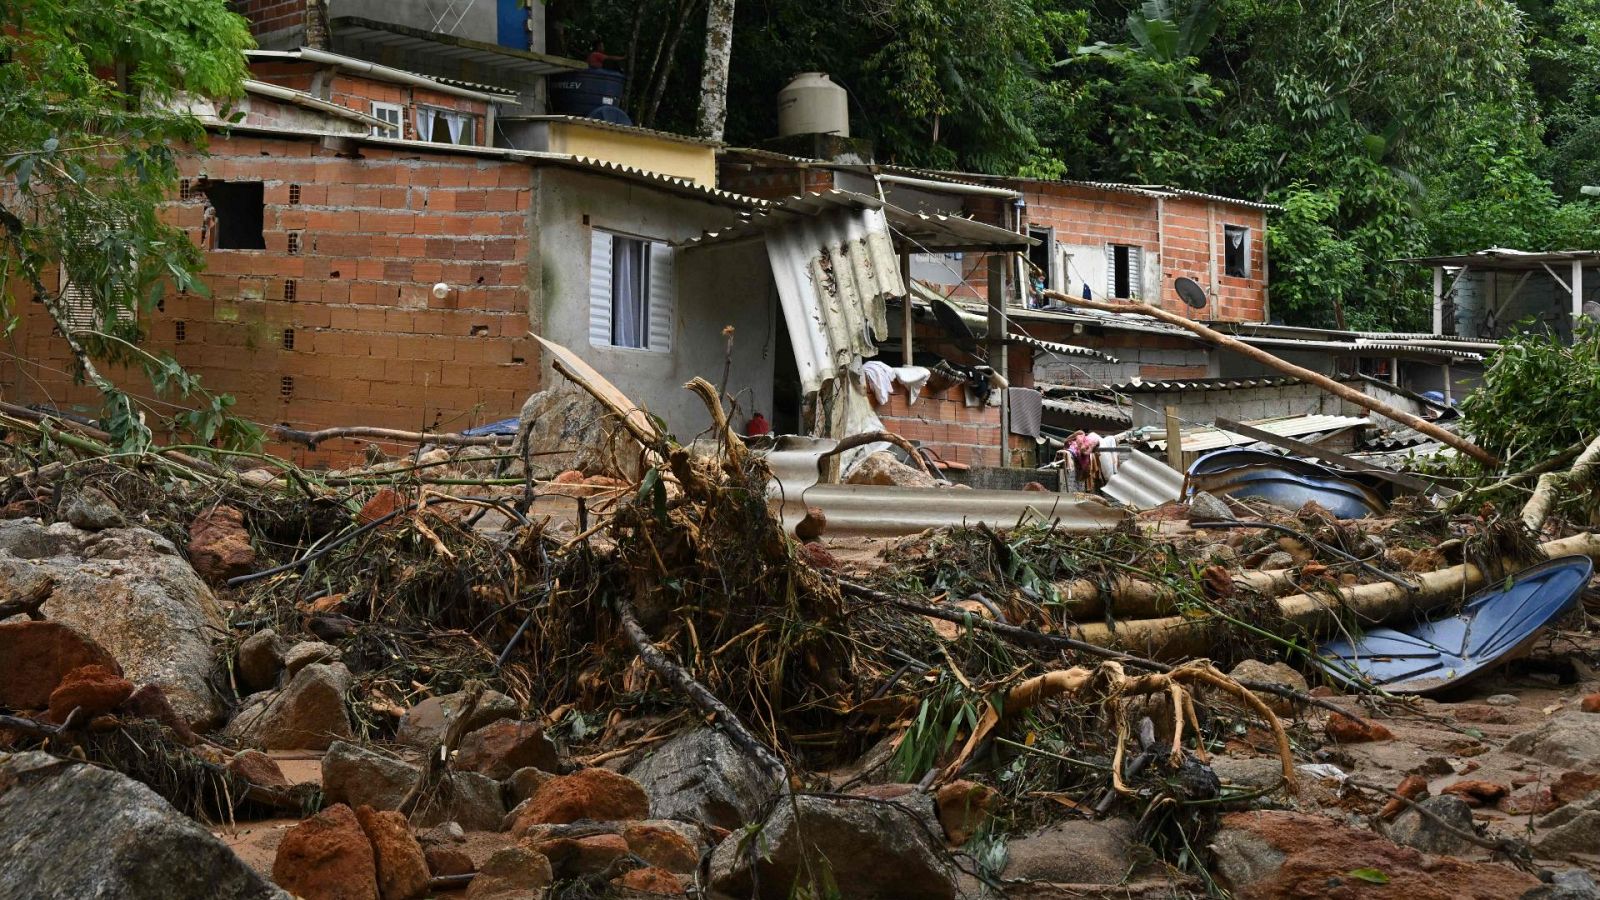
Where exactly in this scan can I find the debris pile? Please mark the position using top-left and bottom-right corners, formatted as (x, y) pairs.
(3, 363), (1600, 899)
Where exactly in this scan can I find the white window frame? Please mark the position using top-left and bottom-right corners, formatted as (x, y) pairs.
(415, 106), (476, 146)
(370, 101), (403, 138)
(1106, 243), (1143, 300)
(1224, 224), (1252, 279)
(589, 228), (674, 352)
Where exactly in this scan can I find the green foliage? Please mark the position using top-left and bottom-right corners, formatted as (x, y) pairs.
(1457, 320), (1600, 468)
(0, 0), (259, 452)
(1264, 188), (1365, 327)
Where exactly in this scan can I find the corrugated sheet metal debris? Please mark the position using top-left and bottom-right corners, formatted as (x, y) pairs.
(1102, 451), (1185, 510)
(1143, 414), (1373, 452)
(1008, 333), (1119, 363)
(1041, 397), (1132, 428)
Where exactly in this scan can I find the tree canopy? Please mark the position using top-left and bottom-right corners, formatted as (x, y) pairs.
(0, 0), (258, 450)
(556, 0), (1600, 330)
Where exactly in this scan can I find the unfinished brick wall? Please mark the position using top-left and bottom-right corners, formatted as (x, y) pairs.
(716, 164), (835, 202)
(1160, 197), (1267, 323)
(1, 132), (535, 468)
(873, 378), (1002, 468)
(247, 65), (489, 144)
(236, 0), (302, 39)
(1026, 323), (1209, 387)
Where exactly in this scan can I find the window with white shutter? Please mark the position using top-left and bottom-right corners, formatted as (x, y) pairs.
(57, 262), (133, 332)
(1106, 244), (1142, 300)
(588, 229), (674, 352)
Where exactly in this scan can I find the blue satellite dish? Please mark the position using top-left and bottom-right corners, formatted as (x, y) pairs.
(1315, 556), (1593, 694)
(1187, 448), (1389, 520)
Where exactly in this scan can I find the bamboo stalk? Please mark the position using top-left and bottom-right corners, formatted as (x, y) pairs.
(1040, 291), (1499, 466)
(1064, 531), (1600, 660)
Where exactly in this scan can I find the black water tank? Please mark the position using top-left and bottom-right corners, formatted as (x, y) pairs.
(548, 69), (626, 116)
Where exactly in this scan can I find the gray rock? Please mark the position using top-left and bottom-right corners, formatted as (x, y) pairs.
(63, 487), (124, 531)
(419, 821), (467, 847)
(464, 846), (552, 900)
(1487, 694), (1521, 707)
(1523, 870), (1600, 900)
(1210, 826), (1288, 891)
(504, 765), (556, 806)
(1262, 551), (1296, 571)
(1507, 715), (1600, 770)
(1537, 792), (1600, 830)
(1209, 756), (1286, 792)
(395, 690), (517, 749)
(1535, 810), (1600, 857)
(510, 382), (641, 481)
(1188, 491), (1234, 523)
(414, 771), (506, 832)
(709, 793), (960, 899)
(0, 520), (228, 725)
(0, 751), (287, 899)
(1389, 795), (1475, 855)
(281, 640), (338, 677)
(321, 740), (418, 811)
(236, 629), (284, 692)
(625, 727), (780, 829)
(1002, 818), (1141, 884)
(1227, 659), (1309, 716)
(223, 663), (353, 750)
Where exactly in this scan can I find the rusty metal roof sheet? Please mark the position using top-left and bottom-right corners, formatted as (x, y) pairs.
(1143, 414), (1373, 453)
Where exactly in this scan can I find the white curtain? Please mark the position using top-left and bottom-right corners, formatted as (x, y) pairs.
(445, 112), (465, 145)
(611, 237), (646, 348)
(414, 108), (428, 140)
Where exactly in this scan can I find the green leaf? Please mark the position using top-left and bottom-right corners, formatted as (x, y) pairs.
(1347, 868), (1390, 884)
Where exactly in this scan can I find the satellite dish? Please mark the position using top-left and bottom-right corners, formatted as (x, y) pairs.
(1174, 277), (1208, 310)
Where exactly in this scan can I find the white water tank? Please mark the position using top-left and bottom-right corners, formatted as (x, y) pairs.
(778, 72), (849, 138)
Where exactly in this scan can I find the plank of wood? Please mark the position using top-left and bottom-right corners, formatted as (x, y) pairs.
(1213, 417), (1435, 495)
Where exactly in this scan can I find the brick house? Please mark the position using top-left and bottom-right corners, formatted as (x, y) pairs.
(2, 67), (774, 467)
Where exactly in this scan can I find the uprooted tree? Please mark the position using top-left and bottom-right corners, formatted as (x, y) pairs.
(0, 0), (260, 451)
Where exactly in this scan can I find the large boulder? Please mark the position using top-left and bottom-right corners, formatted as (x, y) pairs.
(272, 803), (378, 900)
(186, 505), (257, 583)
(708, 794), (961, 900)
(224, 663), (354, 750)
(511, 383), (641, 481)
(508, 768), (650, 833)
(354, 806), (430, 900)
(464, 847), (553, 900)
(412, 771), (507, 832)
(0, 751), (287, 899)
(1002, 818), (1141, 884)
(845, 451), (938, 489)
(0, 519), (228, 725)
(1211, 810), (1539, 899)
(236, 628), (286, 692)
(0, 620), (121, 711)
(395, 690), (517, 750)
(1389, 795), (1476, 855)
(1507, 714), (1600, 770)
(625, 727), (778, 829)
(451, 719), (560, 780)
(322, 741), (419, 811)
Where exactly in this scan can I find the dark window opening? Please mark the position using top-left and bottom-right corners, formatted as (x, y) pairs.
(288, 183), (301, 205)
(1027, 227), (1054, 302)
(156, 297), (165, 312)
(286, 231), (301, 255)
(283, 279), (297, 301)
(179, 178), (195, 201)
(174, 321), (186, 341)
(1113, 245), (1132, 299)
(280, 376), (294, 398)
(1224, 225), (1250, 278)
(200, 180), (265, 250)
(282, 328), (295, 350)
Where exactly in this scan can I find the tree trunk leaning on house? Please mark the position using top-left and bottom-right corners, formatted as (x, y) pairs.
(696, 0), (736, 140)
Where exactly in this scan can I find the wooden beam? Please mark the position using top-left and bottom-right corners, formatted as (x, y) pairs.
(1213, 417), (1435, 494)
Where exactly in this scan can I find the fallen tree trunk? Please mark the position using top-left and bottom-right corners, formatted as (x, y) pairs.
(1054, 569), (1299, 620)
(1064, 531), (1600, 660)
(271, 424), (508, 450)
(1040, 291), (1499, 467)
(1522, 432), (1600, 533)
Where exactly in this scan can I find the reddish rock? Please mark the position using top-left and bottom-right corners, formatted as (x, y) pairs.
(122, 683), (198, 745)
(272, 803), (379, 900)
(553, 470), (585, 484)
(1022, 481), (1051, 492)
(935, 780), (1000, 845)
(509, 768), (650, 833)
(1213, 809), (1539, 899)
(1552, 770), (1600, 804)
(1499, 783), (1559, 816)
(451, 720), (559, 780)
(622, 822), (700, 873)
(424, 845), (474, 877)
(794, 506), (827, 541)
(1378, 774), (1429, 820)
(1324, 712), (1393, 743)
(464, 847), (552, 899)
(1581, 693), (1600, 713)
(1440, 779), (1509, 807)
(228, 749), (289, 788)
(0, 620), (121, 711)
(357, 489), (402, 527)
(186, 505), (257, 582)
(46, 664), (133, 722)
(0, 499), (42, 519)
(612, 866), (686, 895)
(796, 541), (838, 570)
(355, 806), (430, 900)
(525, 832), (629, 876)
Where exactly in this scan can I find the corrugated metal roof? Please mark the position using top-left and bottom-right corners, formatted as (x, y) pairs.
(1046, 374), (1363, 394)
(1143, 414), (1373, 452)
(1395, 248), (1600, 268)
(1007, 333), (1119, 363)
(683, 190), (1029, 253)
(1101, 451), (1184, 510)
(1041, 396), (1132, 428)
(765, 202), (900, 395)
(504, 115), (722, 147)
